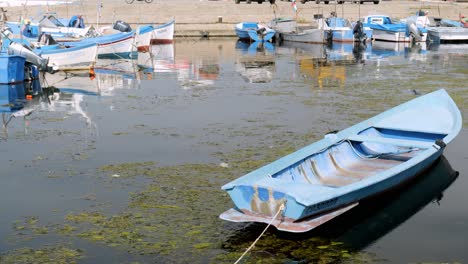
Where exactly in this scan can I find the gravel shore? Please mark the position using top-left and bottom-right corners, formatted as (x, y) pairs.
(4, 0), (468, 37)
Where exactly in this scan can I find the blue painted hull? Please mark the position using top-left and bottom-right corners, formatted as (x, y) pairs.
(328, 28), (373, 42)
(235, 22), (275, 42)
(220, 89), (462, 232)
(0, 54), (26, 84)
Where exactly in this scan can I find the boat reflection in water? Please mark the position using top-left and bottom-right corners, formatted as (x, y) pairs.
(1, 80), (42, 139)
(288, 42), (369, 89)
(223, 155), (458, 262)
(45, 59), (142, 97)
(329, 155), (459, 250)
(235, 40), (276, 83)
(137, 42), (221, 89)
(371, 40), (427, 61)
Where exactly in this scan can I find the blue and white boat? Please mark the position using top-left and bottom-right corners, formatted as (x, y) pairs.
(6, 40), (96, 72)
(403, 13), (468, 44)
(235, 22), (275, 42)
(363, 15), (427, 42)
(220, 89), (461, 232)
(59, 30), (137, 59)
(6, 13), (92, 39)
(325, 17), (373, 43)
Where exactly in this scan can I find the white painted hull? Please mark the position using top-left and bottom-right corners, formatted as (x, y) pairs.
(427, 27), (468, 42)
(151, 20), (175, 44)
(98, 35), (135, 57)
(282, 28), (325, 44)
(41, 44), (98, 71)
(40, 26), (91, 38)
(135, 28), (153, 51)
(373, 29), (427, 42)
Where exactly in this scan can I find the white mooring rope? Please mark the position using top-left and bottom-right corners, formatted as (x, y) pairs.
(234, 203), (285, 264)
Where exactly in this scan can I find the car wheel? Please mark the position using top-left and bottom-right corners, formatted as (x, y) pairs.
(258, 0), (263, 3)
(338, 1), (343, 3)
(315, 0), (320, 3)
(373, 0), (379, 3)
(324, 1), (329, 3)
(270, 0), (275, 3)
(235, 0), (240, 3)
(360, 1), (363, 3)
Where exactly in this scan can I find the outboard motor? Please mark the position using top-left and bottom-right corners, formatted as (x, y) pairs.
(407, 21), (422, 42)
(113, 20), (132, 32)
(7, 42), (50, 72)
(353, 21), (366, 43)
(37, 33), (58, 46)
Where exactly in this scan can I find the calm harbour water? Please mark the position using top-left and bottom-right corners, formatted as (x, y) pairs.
(1, 39), (468, 263)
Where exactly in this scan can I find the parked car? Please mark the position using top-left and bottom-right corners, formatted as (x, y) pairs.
(293, 0), (379, 4)
(235, 0), (276, 3)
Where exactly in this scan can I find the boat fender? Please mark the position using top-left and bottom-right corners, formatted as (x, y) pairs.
(435, 139), (446, 149)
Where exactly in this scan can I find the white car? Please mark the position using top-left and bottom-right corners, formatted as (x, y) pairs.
(289, 0), (379, 4)
(235, 0), (276, 3)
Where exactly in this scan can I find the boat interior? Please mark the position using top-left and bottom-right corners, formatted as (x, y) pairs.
(273, 127), (447, 187)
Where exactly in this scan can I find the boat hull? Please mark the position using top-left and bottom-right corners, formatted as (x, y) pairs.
(62, 32), (136, 59)
(372, 29), (427, 42)
(150, 19), (175, 44)
(0, 54), (25, 84)
(35, 42), (98, 71)
(95, 34), (136, 59)
(236, 22), (275, 42)
(427, 27), (468, 43)
(136, 25), (154, 52)
(329, 28), (373, 42)
(281, 29), (325, 43)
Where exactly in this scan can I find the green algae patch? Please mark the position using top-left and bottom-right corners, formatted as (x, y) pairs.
(59, 132), (379, 263)
(0, 247), (82, 264)
(98, 161), (157, 177)
(10, 216), (50, 242)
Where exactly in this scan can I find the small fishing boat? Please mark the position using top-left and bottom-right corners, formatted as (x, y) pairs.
(6, 13), (92, 39)
(12, 41), (98, 71)
(235, 22), (275, 42)
(269, 15), (327, 44)
(404, 12), (468, 44)
(220, 89), (461, 232)
(325, 16), (373, 43)
(150, 19), (175, 44)
(363, 15), (427, 42)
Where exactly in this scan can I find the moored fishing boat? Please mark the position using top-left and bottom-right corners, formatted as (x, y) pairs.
(29, 41), (97, 71)
(270, 15), (327, 44)
(403, 12), (468, 44)
(6, 13), (92, 39)
(235, 22), (275, 42)
(363, 14), (427, 42)
(325, 16), (372, 43)
(220, 89), (461, 232)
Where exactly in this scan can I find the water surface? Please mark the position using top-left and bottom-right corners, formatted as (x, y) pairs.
(1, 39), (467, 263)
